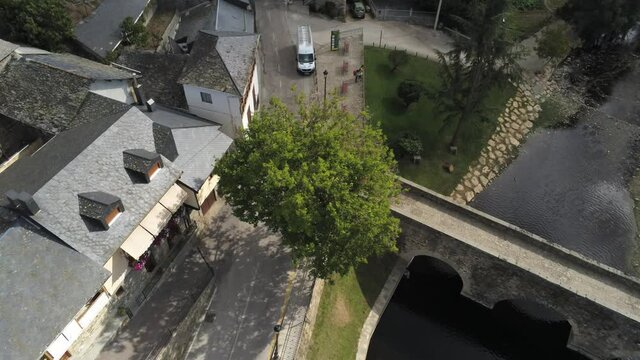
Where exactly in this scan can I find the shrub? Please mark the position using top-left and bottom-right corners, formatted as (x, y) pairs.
(397, 80), (425, 107)
(120, 16), (149, 47)
(397, 133), (423, 157)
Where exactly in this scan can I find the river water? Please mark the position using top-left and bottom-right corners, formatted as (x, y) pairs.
(368, 64), (640, 359)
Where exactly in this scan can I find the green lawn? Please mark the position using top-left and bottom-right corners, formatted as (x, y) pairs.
(509, 9), (553, 40)
(308, 254), (397, 360)
(364, 46), (515, 194)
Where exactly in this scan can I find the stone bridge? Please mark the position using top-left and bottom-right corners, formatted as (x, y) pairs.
(392, 178), (640, 360)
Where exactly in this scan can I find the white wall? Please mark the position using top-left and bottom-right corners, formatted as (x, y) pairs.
(90, 80), (135, 104)
(183, 84), (242, 136)
(240, 63), (260, 129)
(196, 174), (220, 206)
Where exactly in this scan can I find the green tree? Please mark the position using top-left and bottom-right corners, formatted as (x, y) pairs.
(397, 80), (425, 107)
(214, 96), (401, 279)
(535, 23), (572, 63)
(558, 0), (640, 47)
(120, 16), (149, 47)
(388, 49), (409, 72)
(432, 0), (521, 148)
(0, 0), (72, 51)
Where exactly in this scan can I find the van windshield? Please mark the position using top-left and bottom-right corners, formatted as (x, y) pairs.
(299, 53), (314, 63)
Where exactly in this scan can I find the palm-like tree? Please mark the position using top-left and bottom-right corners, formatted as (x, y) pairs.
(431, 0), (522, 148)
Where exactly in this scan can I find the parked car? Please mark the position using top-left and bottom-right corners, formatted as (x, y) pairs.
(350, 1), (365, 19)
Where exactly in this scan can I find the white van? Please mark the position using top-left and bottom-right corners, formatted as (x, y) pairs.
(297, 25), (316, 75)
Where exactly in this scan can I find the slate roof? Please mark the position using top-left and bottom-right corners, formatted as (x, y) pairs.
(0, 54), (133, 135)
(0, 38), (18, 62)
(144, 106), (232, 190)
(118, 50), (188, 109)
(178, 31), (258, 95)
(0, 220), (108, 360)
(28, 108), (182, 264)
(0, 108), (130, 207)
(75, 0), (152, 58)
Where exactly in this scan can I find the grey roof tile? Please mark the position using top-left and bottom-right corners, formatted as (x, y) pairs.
(118, 50), (188, 109)
(175, 0), (218, 42)
(30, 108), (182, 264)
(0, 221), (108, 360)
(0, 55), (132, 135)
(212, 31), (258, 94)
(144, 105), (232, 190)
(25, 53), (134, 80)
(177, 31), (239, 95)
(75, 0), (152, 58)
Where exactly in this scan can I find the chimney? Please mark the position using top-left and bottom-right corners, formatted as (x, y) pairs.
(6, 190), (40, 215)
(133, 83), (146, 106)
(146, 98), (155, 112)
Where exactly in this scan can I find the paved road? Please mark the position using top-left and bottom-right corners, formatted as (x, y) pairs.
(186, 202), (292, 360)
(257, 0), (321, 107)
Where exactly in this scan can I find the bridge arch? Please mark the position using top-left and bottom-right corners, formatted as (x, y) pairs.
(404, 251), (471, 297)
(492, 298), (577, 351)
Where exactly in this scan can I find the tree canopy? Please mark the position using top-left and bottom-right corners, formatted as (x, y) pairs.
(397, 80), (425, 107)
(0, 0), (73, 51)
(214, 96), (401, 278)
(559, 0), (640, 47)
(120, 16), (149, 47)
(535, 23), (572, 63)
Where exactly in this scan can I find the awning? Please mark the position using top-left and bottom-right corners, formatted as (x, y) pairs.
(103, 250), (129, 294)
(120, 226), (154, 260)
(140, 203), (172, 236)
(159, 183), (188, 213)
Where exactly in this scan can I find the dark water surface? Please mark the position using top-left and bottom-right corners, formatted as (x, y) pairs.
(473, 64), (640, 272)
(369, 64), (640, 359)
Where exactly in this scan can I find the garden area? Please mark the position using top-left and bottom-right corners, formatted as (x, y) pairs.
(364, 46), (514, 194)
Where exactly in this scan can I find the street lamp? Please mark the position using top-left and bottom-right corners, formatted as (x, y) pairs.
(323, 69), (328, 103)
(272, 324), (283, 360)
(434, 0), (444, 30)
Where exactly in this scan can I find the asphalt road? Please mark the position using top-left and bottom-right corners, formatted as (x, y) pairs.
(256, 0), (319, 107)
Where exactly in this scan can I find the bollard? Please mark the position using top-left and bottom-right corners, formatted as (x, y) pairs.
(341, 81), (349, 95)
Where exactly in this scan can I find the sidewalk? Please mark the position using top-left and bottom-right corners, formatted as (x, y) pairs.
(96, 243), (213, 360)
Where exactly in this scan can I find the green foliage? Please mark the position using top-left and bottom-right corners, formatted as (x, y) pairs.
(535, 23), (572, 62)
(388, 50), (409, 72)
(0, 0), (72, 51)
(214, 96), (401, 279)
(104, 49), (121, 64)
(397, 80), (425, 107)
(559, 0), (640, 47)
(397, 133), (423, 157)
(120, 16), (149, 47)
(510, 0), (544, 10)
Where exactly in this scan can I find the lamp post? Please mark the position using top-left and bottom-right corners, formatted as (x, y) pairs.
(433, 0), (444, 30)
(272, 324), (283, 360)
(323, 69), (328, 103)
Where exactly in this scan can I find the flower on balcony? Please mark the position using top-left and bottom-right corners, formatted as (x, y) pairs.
(133, 251), (150, 271)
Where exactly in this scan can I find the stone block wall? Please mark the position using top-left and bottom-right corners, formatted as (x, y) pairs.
(156, 277), (216, 360)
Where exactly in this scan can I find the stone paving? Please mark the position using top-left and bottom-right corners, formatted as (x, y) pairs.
(450, 72), (555, 204)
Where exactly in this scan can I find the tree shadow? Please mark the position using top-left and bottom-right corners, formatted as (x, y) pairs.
(355, 252), (399, 309)
(381, 96), (407, 116)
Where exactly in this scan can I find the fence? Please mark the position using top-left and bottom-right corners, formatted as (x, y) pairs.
(368, 0), (436, 26)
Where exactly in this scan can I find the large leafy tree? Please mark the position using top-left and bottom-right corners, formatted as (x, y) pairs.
(0, 0), (73, 51)
(559, 0), (640, 48)
(431, 0), (521, 148)
(215, 96), (401, 278)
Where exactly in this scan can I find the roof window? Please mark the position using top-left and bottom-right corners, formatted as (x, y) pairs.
(123, 149), (163, 183)
(78, 192), (125, 230)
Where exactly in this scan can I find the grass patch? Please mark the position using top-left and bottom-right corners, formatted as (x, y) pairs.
(628, 169), (640, 277)
(365, 46), (515, 194)
(308, 254), (397, 360)
(508, 9), (553, 40)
